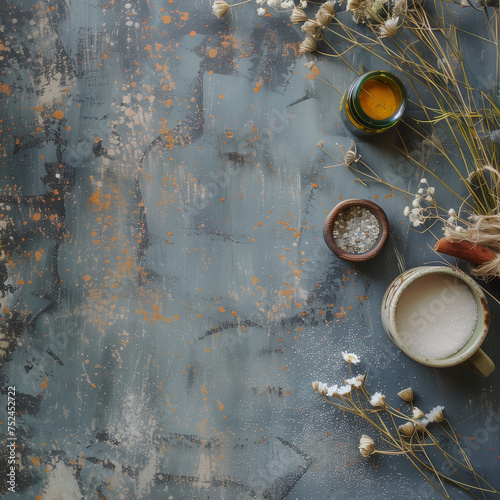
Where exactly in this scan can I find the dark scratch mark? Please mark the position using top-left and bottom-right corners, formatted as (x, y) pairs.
(197, 319), (264, 342)
(286, 88), (317, 108)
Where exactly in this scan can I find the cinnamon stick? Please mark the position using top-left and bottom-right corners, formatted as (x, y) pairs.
(434, 238), (497, 265)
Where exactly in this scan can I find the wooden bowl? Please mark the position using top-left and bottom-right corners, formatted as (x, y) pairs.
(323, 199), (389, 262)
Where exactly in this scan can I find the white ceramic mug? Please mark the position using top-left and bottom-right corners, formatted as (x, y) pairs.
(381, 266), (494, 377)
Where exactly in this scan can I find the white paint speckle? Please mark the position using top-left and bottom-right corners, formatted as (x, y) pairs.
(42, 461), (82, 500)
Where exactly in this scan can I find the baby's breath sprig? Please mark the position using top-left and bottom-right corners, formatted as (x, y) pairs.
(312, 367), (500, 499)
(318, 139), (470, 236)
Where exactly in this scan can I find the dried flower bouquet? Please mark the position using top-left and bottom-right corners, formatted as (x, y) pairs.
(213, 0), (500, 280)
(312, 369), (500, 498)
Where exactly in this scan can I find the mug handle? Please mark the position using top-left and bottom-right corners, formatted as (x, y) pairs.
(464, 349), (495, 377)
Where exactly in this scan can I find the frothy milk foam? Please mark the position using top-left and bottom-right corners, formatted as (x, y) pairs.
(395, 273), (478, 360)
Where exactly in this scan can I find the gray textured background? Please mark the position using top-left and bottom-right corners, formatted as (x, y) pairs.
(0, 1), (499, 498)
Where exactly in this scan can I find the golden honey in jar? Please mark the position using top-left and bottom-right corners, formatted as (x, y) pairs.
(342, 71), (407, 135)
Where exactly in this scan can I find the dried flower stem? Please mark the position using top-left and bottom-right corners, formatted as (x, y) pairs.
(313, 374), (500, 498)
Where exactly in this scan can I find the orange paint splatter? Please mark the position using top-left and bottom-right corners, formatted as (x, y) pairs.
(219, 306), (226, 313)
(217, 401), (224, 411)
(162, 14), (171, 23)
(40, 381), (47, 390)
(52, 110), (64, 119)
(0, 83), (11, 96)
(189, 30), (197, 37)
(254, 77), (264, 92)
(31, 457), (40, 466)
(219, 94), (224, 99)
(252, 276), (258, 285)
(82, 275), (92, 282)
(208, 48), (218, 58)
(87, 189), (102, 210)
(32, 213), (41, 221)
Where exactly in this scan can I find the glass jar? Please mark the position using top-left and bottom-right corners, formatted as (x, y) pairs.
(341, 71), (407, 135)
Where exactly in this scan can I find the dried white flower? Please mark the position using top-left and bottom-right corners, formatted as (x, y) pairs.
(403, 206), (410, 217)
(315, 11), (334, 27)
(291, 7), (307, 23)
(370, 391), (387, 408)
(426, 405), (445, 423)
(398, 422), (415, 436)
(359, 435), (376, 457)
(448, 208), (456, 216)
(299, 36), (317, 55)
(316, 140), (325, 148)
(281, 0), (294, 8)
(412, 407), (425, 419)
(397, 387), (414, 402)
(212, 0), (229, 18)
(379, 17), (399, 38)
(354, 373), (366, 387)
(300, 1), (307, 7)
(342, 351), (360, 364)
(346, 0), (361, 10)
(326, 384), (339, 396)
(256, 0), (266, 4)
(313, 381), (329, 395)
(336, 385), (351, 396)
(345, 374), (365, 388)
(257, 7), (266, 15)
(318, 381), (329, 395)
(319, 0), (335, 15)
(340, 140), (360, 166)
(301, 19), (322, 35)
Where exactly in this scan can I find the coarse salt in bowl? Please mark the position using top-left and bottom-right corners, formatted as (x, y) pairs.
(323, 199), (389, 262)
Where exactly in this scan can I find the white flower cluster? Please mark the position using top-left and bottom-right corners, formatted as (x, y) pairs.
(402, 178), (463, 233)
(370, 391), (387, 408)
(403, 178), (436, 227)
(312, 373), (366, 397)
(444, 207), (463, 232)
(397, 405), (445, 434)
